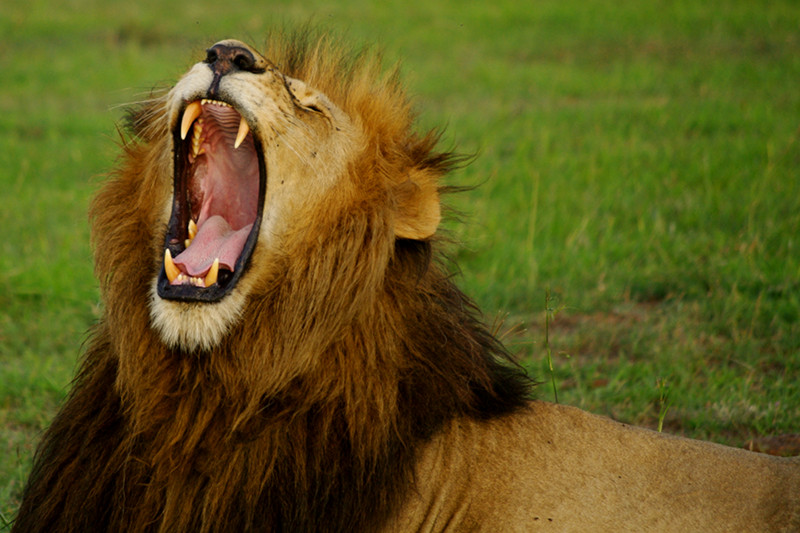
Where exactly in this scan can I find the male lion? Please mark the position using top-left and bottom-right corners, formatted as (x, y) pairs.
(13, 32), (799, 532)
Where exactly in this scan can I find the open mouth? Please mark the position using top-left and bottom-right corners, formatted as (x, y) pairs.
(157, 99), (265, 302)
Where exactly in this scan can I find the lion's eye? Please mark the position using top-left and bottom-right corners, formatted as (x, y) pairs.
(283, 78), (329, 118)
(301, 103), (324, 114)
(290, 93), (328, 117)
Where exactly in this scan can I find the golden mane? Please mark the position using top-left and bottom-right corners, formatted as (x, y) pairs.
(13, 30), (532, 532)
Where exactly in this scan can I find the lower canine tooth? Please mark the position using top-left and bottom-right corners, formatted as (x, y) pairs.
(204, 258), (220, 287)
(164, 249), (180, 283)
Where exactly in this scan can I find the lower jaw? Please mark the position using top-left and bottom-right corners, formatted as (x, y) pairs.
(149, 280), (249, 351)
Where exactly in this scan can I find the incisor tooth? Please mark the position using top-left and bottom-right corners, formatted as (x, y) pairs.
(234, 115), (250, 149)
(204, 258), (220, 287)
(181, 101), (202, 140)
(164, 249), (180, 283)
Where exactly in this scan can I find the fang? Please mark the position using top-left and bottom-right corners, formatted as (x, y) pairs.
(234, 115), (250, 149)
(164, 249), (180, 283)
(180, 101), (202, 140)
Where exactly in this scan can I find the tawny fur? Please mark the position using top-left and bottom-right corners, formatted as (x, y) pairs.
(13, 29), (799, 533)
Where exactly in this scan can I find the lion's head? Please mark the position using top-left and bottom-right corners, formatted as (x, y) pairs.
(120, 38), (443, 352)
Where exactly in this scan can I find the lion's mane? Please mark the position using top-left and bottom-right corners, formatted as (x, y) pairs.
(13, 30), (532, 533)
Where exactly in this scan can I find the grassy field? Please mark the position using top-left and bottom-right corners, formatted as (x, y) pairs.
(2, 0), (799, 523)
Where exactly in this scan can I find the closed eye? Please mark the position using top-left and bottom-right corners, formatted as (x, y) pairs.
(283, 77), (329, 117)
(300, 103), (324, 114)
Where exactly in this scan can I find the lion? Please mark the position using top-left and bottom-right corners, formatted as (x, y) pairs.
(13, 31), (799, 532)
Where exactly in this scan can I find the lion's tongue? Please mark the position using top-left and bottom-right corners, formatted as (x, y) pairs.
(173, 215), (252, 277)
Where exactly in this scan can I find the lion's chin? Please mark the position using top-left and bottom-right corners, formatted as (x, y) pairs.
(148, 281), (247, 351)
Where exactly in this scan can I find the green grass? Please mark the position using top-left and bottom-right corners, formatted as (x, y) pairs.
(2, 0), (799, 522)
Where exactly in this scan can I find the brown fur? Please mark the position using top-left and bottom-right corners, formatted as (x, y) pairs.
(13, 29), (799, 533)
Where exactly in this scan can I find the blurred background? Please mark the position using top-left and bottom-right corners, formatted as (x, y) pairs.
(2, 0), (799, 521)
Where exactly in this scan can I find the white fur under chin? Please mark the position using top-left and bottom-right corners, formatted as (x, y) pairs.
(148, 281), (246, 352)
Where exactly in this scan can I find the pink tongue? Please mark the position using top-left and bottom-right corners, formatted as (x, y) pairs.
(173, 215), (252, 277)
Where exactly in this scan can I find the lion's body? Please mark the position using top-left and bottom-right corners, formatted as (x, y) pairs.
(13, 30), (799, 532)
(393, 402), (800, 532)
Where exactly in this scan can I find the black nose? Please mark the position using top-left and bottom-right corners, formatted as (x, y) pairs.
(205, 43), (259, 76)
(204, 42), (267, 99)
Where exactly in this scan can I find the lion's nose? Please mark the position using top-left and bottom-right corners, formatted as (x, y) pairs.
(204, 41), (269, 99)
(205, 43), (258, 76)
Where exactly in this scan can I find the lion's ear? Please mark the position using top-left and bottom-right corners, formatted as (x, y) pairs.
(394, 170), (441, 240)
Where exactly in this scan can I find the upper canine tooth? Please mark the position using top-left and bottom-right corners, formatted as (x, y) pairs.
(164, 249), (180, 283)
(234, 115), (250, 149)
(181, 101), (202, 140)
(181, 101), (202, 141)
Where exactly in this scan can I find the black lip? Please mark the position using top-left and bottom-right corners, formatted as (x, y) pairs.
(156, 107), (265, 303)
